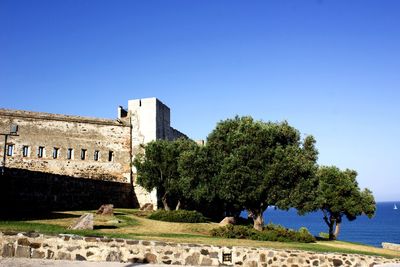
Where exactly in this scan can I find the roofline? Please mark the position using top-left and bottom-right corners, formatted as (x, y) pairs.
(0, 108), (128, 127)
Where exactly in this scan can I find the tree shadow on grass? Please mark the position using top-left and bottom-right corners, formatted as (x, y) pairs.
(0, 211), (81, 221)
(94, 225), (118, 230)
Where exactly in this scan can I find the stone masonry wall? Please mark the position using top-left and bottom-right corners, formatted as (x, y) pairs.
(0, 109), (131, 183)
(0, 168), (136, 212)
(382, 242), (400, 252)
(1, 232), (399, 266)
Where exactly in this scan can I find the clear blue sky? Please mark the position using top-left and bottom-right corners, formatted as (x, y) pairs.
(1, 0), (399, 201)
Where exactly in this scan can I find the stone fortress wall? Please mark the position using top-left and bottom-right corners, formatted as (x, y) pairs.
(1, 232), (399, 266)
(0, 97), (186, 210)
(0, 109), (131, 182)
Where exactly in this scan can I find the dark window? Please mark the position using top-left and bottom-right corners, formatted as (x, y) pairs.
(7, 144), (14, 156)
(67, 148), (73, 160)
(53, 147), (59, 159)
(108, 151), (114, 162)
(94, 150), (100, 161)
(81, 149), (86, 160)
(38, 146), (45, 158)
(22, 146), (29, 157)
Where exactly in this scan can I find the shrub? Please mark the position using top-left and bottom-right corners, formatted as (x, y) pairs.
(319, 232), (329, 239)
(148, 210), (207, 223)
(210, 224), (315, 243)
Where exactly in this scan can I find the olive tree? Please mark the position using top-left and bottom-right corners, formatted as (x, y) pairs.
(133, 138), (196, 210)
(207, 116), (318, 230)
(311, 166), (376, 240)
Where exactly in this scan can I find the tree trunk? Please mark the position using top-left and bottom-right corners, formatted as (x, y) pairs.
(323, 213), (335, 240)
(162, 193), (170, 211)
(333, 217), (342, 239)
(175, 200), (181, 210)
(334, 221), (341, 239)
(328, 221), (335, 240)
(252, 209), (265, 231)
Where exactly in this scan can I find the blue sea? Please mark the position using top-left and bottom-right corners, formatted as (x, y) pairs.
(241, 202), (400, 247)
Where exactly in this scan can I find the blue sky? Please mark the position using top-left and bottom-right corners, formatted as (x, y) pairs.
(1, 0), (399, 201)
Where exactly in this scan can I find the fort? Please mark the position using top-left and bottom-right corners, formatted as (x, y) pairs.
(0, 97), (186, 211)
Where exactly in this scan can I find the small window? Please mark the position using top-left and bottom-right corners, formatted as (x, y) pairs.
(6, 144), (14, 156)
(53, 147), (59, 159)
(22, 146), (29, 157)
(67, 148), (73, 160)
(38, 146), (45, 158)
(81, 149), (87, 160)
(108, 151), (114, 162)
(94, 150), (100, 161)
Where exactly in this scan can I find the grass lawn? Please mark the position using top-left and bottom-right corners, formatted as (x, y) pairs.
(0, 209), (399, 259)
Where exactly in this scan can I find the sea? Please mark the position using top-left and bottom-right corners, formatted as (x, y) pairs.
(240, 202), (400, 247)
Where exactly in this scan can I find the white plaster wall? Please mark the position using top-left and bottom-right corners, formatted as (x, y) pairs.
(128, 98), (157, 143)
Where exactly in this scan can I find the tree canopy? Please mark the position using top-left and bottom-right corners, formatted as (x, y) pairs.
(133, 138), (196, 210)
(206, 116), (318, 230)
(303, 166), (376, 240)
(133, 115), (376, 235)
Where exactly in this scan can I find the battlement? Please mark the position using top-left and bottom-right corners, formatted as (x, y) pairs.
(0, 109), (126, 127)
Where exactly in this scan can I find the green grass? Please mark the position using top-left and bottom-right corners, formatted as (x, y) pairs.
(0, 209), (399, 259)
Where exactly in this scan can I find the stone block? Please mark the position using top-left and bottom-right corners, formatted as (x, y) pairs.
(144, 253), (157, 263)
(332, 259), (343, 266)
(15, 245), (30, 258)
(76, 254), (87, 261)
(185, 252), (200, 266)
(47, 249), (55, 259)
(106, 251), (121, 262)
(140, 203), (154, 211)
(67, 245), (82, 252)
(57, 251), (72, 260)
(32, 250), (45, 259)
(201, 257), (213, 266)
(23, 232), (40, 238)
(30, 242), (41, 249)
(200, 249), (209, 255)
(2, 243), (15, 257)
(17, 238), (30, 246)
(219, 216), (236, 226)
(96, 204), (114, 216)
(68, 213), (93, 230)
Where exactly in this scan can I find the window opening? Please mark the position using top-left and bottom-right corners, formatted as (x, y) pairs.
(22, 146), (29, 157)
(67, 148), (73, 160)
(6, 144), (14, 156)
(108, 151), (114, 162)
(81, 149), (87, 160)
(38, 146), (45, 158)
(53, 147), (59, 159)
(94, 150), (100, 161)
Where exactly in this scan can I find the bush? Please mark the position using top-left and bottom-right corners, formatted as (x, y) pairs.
(319, 232), (329, 239)
(210, 224), (315, 243)
(148, 210), (207, 223)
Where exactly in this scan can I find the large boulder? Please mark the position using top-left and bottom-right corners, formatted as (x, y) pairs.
(140, 203), (154, 211)
(68, 213), (93, 230)
(96, 204), (114, 216)
(219, 216), (236, 226)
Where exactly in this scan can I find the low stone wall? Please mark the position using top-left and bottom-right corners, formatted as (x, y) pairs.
(382, 242), (400, 252)
(1, 232), (399, 266)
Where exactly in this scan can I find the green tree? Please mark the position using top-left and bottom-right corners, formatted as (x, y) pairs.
(207, 116), (318, 230)
(311, 166), (376, 240)
(177, 145), (225, 219)
(133, 138), (196, 210)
